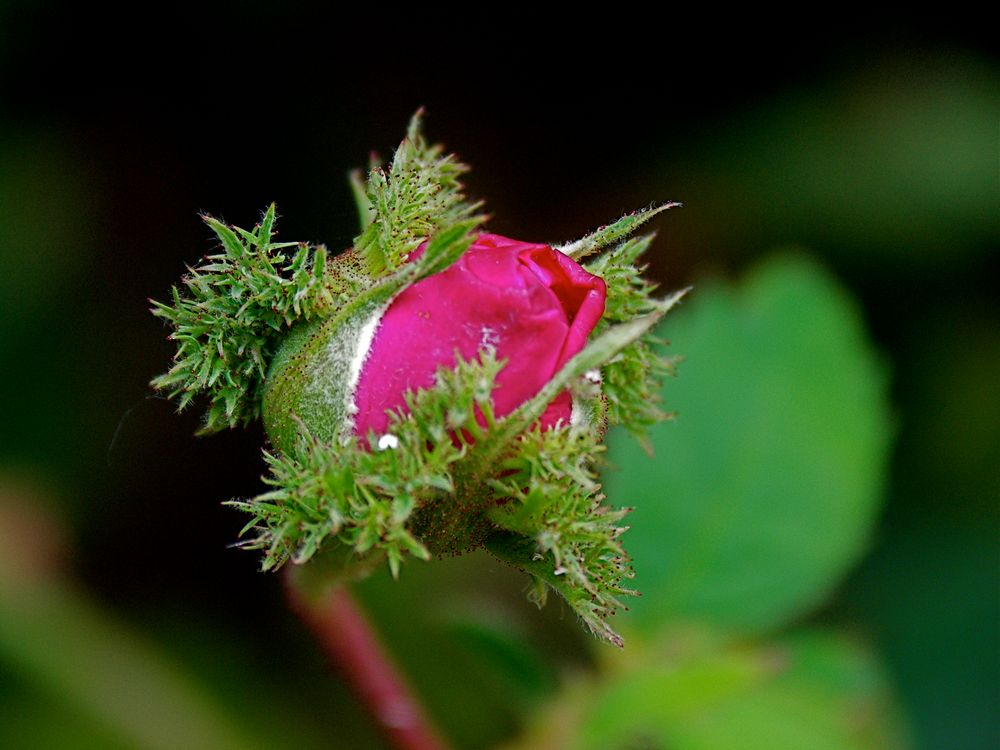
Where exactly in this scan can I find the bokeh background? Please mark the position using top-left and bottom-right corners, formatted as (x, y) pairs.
(1, 9), (997, 750)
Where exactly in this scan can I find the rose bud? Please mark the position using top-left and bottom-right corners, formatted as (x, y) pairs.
(303, 233), (605, 444)
(151, 112), (684, 644)
(259, 234), (612, 454)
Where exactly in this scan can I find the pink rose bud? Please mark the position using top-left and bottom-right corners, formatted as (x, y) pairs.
(351, 233), (607, 437)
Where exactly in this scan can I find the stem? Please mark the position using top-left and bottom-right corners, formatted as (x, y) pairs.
(284, 573), (451, 750)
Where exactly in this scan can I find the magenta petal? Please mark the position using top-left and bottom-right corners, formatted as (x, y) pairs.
(352, 233), (607, 438)
(517, 243), (607, 369)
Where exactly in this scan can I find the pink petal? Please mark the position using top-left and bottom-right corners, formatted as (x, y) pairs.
(352, 233), (606, 438)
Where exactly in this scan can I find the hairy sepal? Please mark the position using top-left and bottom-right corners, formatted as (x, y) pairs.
(150, 204), (332, 432)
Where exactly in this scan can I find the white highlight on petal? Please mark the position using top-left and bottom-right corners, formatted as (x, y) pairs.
(377, 433), (399, 450)
(479, 325), (499, 351)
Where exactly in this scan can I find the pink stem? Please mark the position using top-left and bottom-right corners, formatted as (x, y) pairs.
(285, 575), (451, 750)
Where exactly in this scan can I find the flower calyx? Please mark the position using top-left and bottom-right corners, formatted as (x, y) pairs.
(151, 112), (685, 645)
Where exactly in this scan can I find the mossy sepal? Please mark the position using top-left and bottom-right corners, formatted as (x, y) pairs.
(150, 203), (334, 433)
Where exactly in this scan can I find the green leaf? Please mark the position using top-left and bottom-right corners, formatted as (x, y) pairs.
(604, 253), (892, 634)
(0, 581), (256, 750)
(515, 629), (909, 750)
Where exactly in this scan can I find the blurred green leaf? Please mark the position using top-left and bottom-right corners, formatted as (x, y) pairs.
(0, 676), (132, 750)
(665, 52), (1000, 271)
(845, 303), (1000, 750)
(0, 131), (90, 338)
(604, 253), (892, 634)
(568, 630), (909, 750)
(446, 616), (558, 703)
(354, 550), (593, 749)
(0, 580), (259, 750)
(0, 514), (260, 750)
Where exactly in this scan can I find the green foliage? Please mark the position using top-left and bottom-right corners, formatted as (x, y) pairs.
(150, 204), (333, 433)
(586, 235), (688, 444)
(676, 61), (1000, 268)
(232, 350), (507, 577)
(512, 629), (909, 750)
(352, 110), (484, 277)
(559, 202), (680, 261)
(486, 424), (634, 647)
(0, 573), (256, 750)
(605, 254), (892, 634)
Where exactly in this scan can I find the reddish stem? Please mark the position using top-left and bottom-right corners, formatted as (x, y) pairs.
(284, 575), (451, 750)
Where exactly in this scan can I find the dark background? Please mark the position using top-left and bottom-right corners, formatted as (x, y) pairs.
(1, 8), (997, 749)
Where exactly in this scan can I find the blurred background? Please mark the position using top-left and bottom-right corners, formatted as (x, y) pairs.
(1, 8), (997, 749)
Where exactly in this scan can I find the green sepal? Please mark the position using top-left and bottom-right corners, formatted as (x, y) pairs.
(232, 349), (507, 574)
(239, 292), (683, 644)
(585, 234), (692, 445)
(485, 420), (634, 647)
(353, 109), (485, 278)
(348, 168), (375, 232)
(150, 203), (332, 433)
(558, 202), (681, 261)
(486, 530), (631, 649)
(468, 302), (681, 646)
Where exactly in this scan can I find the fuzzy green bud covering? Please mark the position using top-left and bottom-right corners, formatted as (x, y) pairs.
(151, 112), (685, 645)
